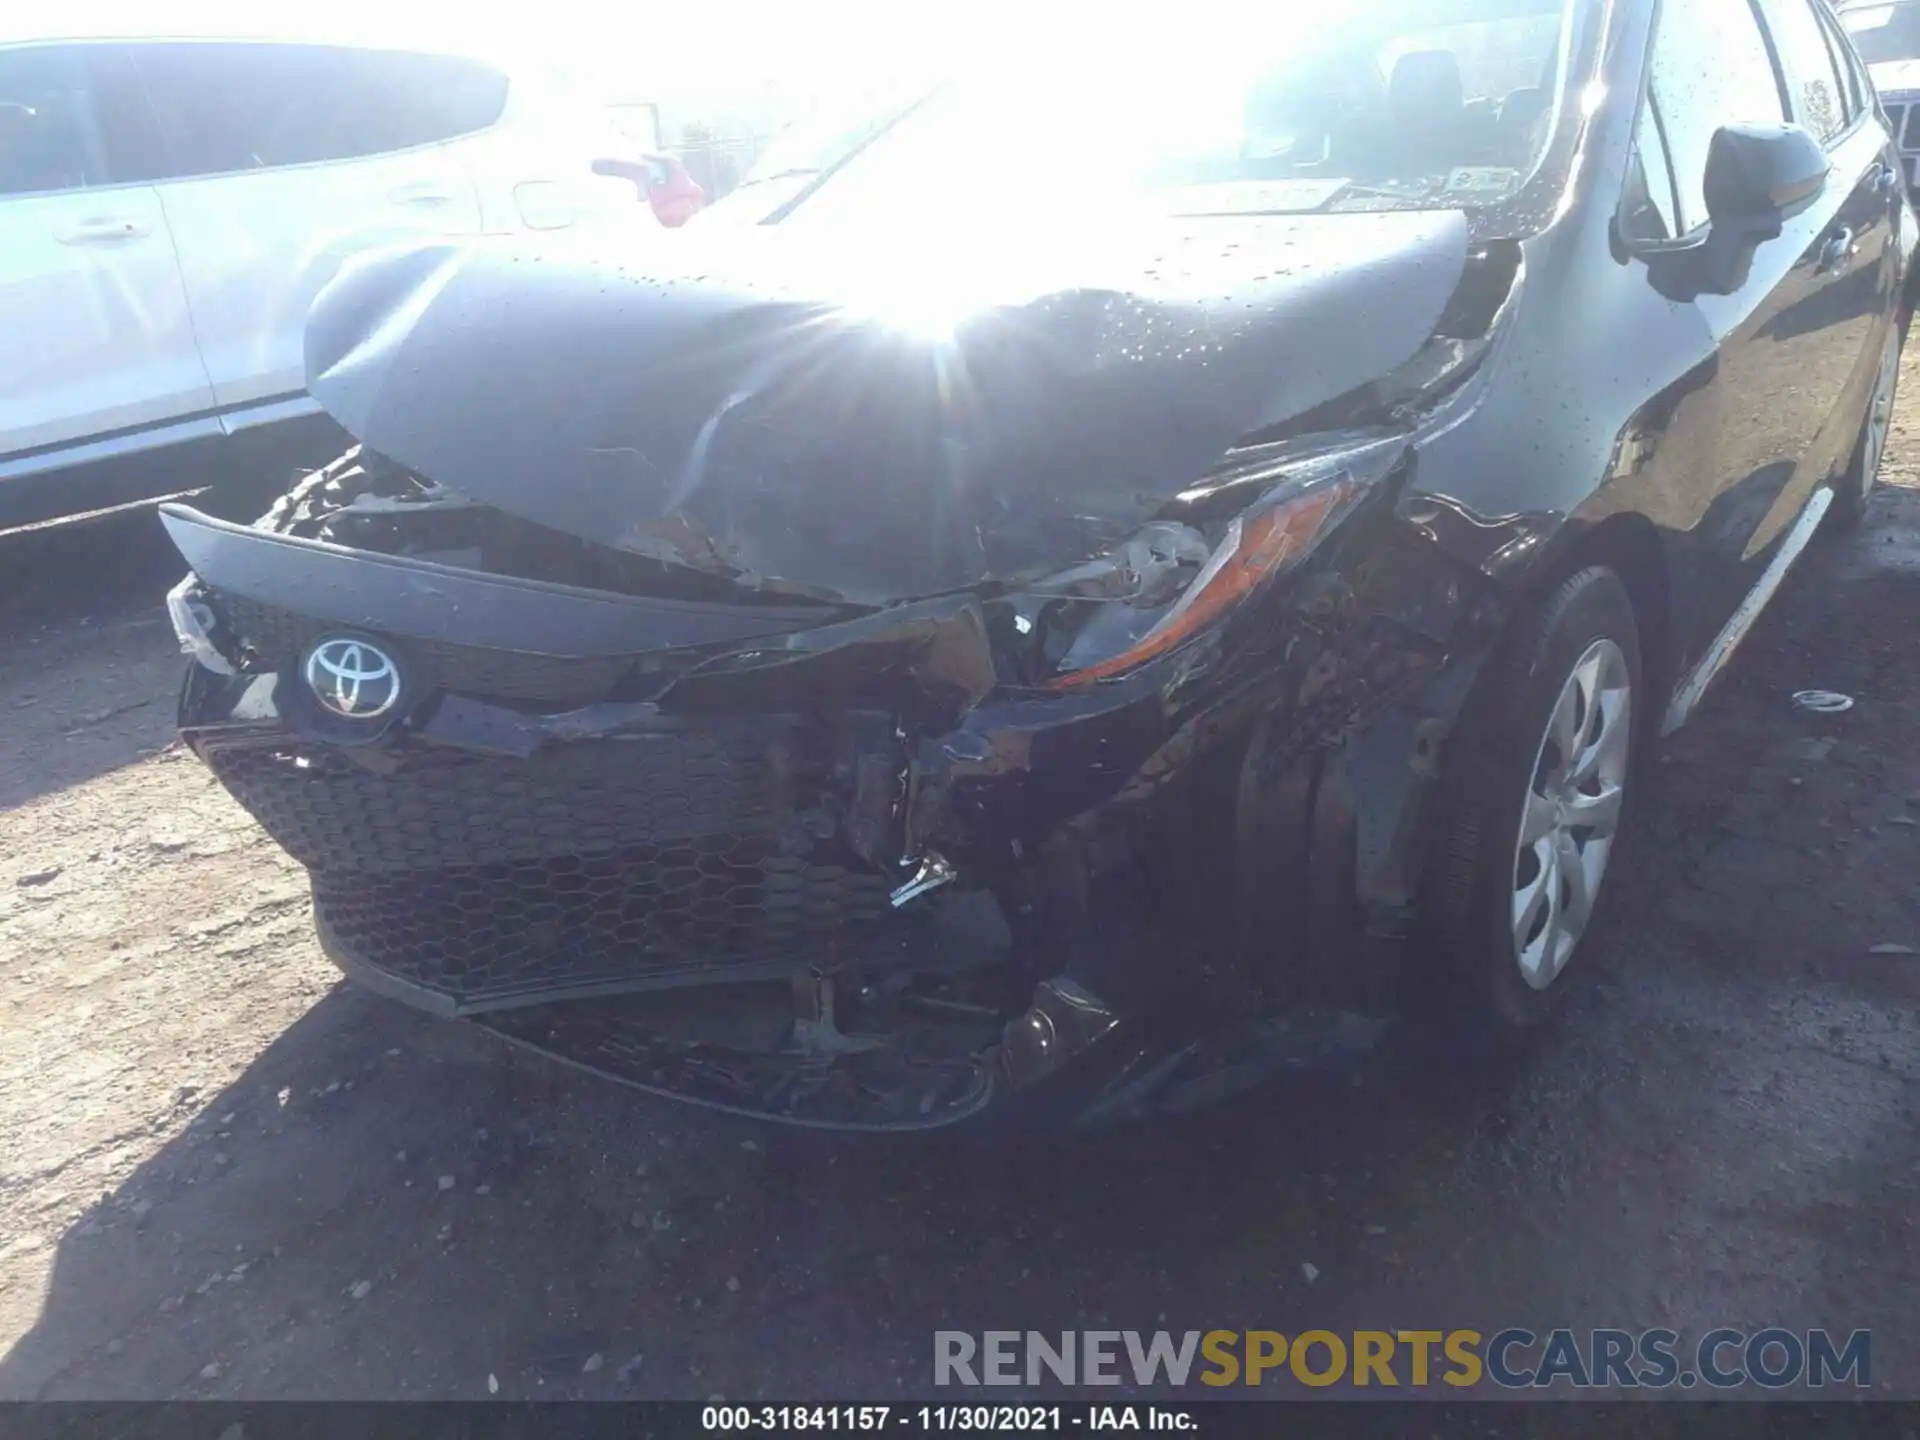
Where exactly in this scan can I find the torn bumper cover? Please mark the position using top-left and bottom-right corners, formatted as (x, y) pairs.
(165, 219), (1513, 1130)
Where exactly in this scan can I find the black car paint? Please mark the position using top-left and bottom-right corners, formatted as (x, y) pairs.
(297, 212), (1471, 605)
(1402, 0), (1903, 693)
(165, 0), (1911, 1129)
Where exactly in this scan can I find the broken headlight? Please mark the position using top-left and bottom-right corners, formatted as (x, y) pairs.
(1032, 433), (1409, 688)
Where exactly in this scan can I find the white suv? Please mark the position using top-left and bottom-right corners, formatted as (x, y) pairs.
(0, 35), (646, 530)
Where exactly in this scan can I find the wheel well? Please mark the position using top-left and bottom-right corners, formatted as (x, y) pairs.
(1524, 515), (1674, 722)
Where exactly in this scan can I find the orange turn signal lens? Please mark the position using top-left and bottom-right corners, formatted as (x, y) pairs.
(1048, 476), (1359, 689)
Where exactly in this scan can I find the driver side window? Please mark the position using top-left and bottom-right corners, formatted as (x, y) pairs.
(1757, 0), (1853, 143)
(1641, 0), (1790, 234)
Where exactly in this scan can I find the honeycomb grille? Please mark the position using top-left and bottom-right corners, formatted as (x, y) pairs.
(203, 734), (897, 1008)
(208, 590), (637, 704)
(203, 735), (778, 872)
(314, 844), (893, 1007)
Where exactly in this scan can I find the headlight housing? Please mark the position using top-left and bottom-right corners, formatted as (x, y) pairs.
(1028, 432), (1409, 688)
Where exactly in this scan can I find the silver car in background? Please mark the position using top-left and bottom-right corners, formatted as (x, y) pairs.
(1843, 0), (1920, 192)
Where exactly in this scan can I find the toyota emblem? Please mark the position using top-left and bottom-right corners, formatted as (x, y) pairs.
(303, 636), (402, 720)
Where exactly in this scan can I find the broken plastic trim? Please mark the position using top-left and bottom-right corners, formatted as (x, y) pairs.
(165, 575), (235, 676)
(889, 851), (958, 908)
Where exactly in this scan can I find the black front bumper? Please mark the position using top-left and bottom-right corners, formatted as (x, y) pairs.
(178, 662), (1186, 1131)
(167, 491), (1483, 1131)
(178, 659), (1422, 1130)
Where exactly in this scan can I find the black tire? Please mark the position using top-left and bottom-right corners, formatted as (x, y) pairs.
(1830, 319), (1903, 531)
(1424, 566), (1643, 1049)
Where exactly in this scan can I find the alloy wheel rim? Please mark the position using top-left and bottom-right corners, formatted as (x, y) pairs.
(1863, 329), (1899, 502)
(1510, 638), (1632, 990)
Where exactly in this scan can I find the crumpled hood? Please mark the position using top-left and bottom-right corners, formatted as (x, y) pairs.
(305, 212), (1470, 605)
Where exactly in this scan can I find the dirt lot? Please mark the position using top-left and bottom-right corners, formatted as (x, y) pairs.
(3, 364), (1920, 1402)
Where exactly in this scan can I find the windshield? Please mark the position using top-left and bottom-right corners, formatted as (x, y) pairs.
(691, 92), (932, 226)
(1841, 2), (1920, 65)
(784, 0), (1575, 226)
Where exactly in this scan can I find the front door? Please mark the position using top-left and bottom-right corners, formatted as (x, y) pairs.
(1639, 0), (1862, 667)
(130, 41), (484, 414)
(0, 45), (213, 464)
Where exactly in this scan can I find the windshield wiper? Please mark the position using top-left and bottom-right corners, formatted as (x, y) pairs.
(1327, 180), (1446, 202)
(760, 90), (943, 226)
(1165, 176), (1458, 219)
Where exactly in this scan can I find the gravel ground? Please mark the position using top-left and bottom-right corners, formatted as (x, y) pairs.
(3, 361), (1920, 1402)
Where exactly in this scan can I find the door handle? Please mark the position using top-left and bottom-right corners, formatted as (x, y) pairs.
(55, 217), (152, 244)
(1818, 227), (1857, 271)
(387, 180), (458, 206)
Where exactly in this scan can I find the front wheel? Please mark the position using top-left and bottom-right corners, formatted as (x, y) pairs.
(1425, 566), (1642, 1046)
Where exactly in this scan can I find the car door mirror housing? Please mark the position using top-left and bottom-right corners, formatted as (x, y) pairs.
(1703, 122), (1830, 228)
(1645, 123), (1831, 300)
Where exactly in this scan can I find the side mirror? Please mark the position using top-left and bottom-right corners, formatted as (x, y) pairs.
(1649, 123), (1830, 300)
(1702, 122), (1829, 228)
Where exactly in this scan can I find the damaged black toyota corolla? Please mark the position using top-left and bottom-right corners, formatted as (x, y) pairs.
(161, 0), (1916, 1129)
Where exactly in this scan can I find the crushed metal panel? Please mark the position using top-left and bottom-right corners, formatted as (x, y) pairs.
(303, 213), (1470, 605)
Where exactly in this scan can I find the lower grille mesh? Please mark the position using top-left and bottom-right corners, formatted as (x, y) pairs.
(203, 735), (778, 872)
(313, 845), (893, 1007)
(203, 733), (895, 1009)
